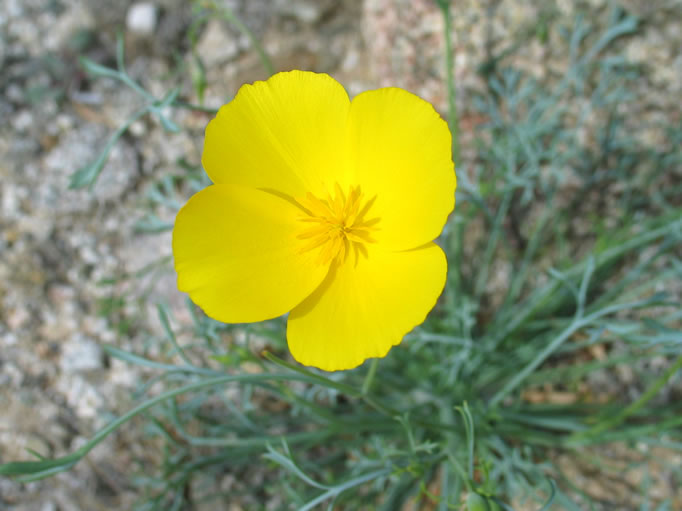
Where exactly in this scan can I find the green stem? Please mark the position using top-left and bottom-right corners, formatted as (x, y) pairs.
(487, 217), (682, 348)
(361, 358), (379, 395)
(488, 296), (667, 407)
(172, 100), (220, 114)
(264, 352), (397, 417)
(0, 372), (322, 481)
(569, 353), (682, 442)
(69, 107), (149, 190)
(202, 0), (275, 77)
(439, 0), (459, 165)
(263, 351), (361, 397)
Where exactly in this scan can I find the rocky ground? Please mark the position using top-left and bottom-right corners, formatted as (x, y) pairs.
(1, 0), (681, 509)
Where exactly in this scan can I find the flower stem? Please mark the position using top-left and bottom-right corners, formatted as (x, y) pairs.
(438, 0), (460, 165)
(361, 358), (379, 396)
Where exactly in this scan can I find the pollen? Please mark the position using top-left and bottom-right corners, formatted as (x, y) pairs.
(295, 183), (379, 265)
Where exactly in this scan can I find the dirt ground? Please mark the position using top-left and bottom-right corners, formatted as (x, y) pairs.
(1, 0), (681, 509)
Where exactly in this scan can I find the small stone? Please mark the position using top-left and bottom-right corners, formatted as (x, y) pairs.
(55, 113), (74, 132)
(126, 2), (158, 36)
(40, 501), (57, 511)
(196, 20), (239, 66)
(1, 332), (18, 347)
(57, 375), (104, 420)
(341, 49), (359, 71)
(60, 336), (104, 372)
(0, 362), (24, 387)
(129, 119), (146, 137)
(11, 110), (33, 132)
(274, 0), (333, 24)
(5, 83), (23, 103)
(6, 306), (30, 330)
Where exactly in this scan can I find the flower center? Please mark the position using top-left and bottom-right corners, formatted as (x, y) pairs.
(295, 183), (379, 265)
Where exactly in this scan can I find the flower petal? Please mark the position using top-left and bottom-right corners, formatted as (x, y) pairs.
(347, 87), (456, 250)
(203, 70), (350, 197)
(173, 184), (329, 323)
(287, 243), (447, 371)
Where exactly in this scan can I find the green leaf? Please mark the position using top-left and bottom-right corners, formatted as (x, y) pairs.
(69, 150), (109, 189)
(69, 108), (148, 189)
(466, 492), (491, 511)
(78, 56), (119, 79)
(134, 215), (174, 233)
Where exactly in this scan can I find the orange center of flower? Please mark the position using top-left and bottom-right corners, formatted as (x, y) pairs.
(295, 184), (379, 265)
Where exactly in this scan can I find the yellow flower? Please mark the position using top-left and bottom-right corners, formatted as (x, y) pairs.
(173, 71), (456, 371)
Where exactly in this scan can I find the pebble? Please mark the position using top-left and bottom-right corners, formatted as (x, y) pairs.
(0, 361), (24, 387)
(11, 110), (33, 132)
(40, 502), (57, 511)
(275, 0), (322, 23)
(6, 306), (30, 330)
(196, 19), (240, 66)
(126, 2), (158, 36)
(59, 336), (104, 372)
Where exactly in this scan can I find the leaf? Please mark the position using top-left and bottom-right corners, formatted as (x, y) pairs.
(134, 215), (174, 233)
(69, 150), (109, 189)
(69, 108), (148, 189)
(79, 56), (119, 79)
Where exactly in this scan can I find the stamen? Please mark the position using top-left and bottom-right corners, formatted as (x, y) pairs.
(295, 184), (379, 265)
